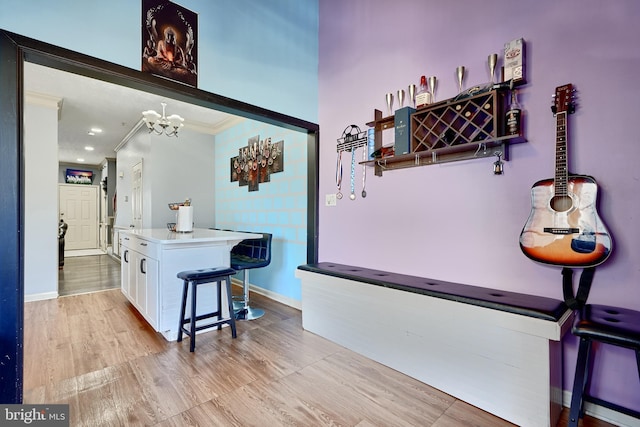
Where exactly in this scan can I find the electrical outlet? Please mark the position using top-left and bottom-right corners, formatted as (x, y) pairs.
(325, 193), (337, 207)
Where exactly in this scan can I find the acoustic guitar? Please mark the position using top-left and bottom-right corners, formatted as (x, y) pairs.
(519, 84), (612, 267)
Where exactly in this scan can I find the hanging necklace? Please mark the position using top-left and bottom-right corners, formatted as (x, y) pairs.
(361, 146), (367, 198)
(336, 150), (343, 200)
(349, 148), (356, 200)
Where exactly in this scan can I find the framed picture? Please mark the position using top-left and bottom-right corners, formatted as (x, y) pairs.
(230, 136), (285, 192)
(142, 0), (198, 87)
(65, 169), (93, 185)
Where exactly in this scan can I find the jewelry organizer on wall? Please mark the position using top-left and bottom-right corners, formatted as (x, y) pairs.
(365, 87), (526, 176)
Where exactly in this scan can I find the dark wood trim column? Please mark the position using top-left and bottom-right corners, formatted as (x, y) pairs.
(0, 30), (24, 404)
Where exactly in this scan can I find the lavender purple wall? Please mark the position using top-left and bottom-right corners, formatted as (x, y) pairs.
(318, 0), (640, 414)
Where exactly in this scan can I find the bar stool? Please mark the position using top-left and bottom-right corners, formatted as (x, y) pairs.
(568, 304), (640, 426)
(177, 267), (237, 352)
(229, 233), (272, 320)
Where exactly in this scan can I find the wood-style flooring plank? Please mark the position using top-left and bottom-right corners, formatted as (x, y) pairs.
(23, 264), (617, 427)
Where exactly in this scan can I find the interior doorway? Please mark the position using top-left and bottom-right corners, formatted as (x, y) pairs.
(58, 183), (99, 251)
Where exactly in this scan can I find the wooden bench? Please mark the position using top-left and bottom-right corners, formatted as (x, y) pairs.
(296, 262), (573, 427)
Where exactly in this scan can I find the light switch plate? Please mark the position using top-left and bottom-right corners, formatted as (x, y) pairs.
(325, 193), (337, 207)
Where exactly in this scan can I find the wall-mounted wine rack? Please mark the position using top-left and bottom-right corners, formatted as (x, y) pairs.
(365, 88), (526, 176)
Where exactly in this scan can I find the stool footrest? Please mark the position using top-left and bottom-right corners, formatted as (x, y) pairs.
(584, 395), (640, 420)
(181, 310), (223, 325)
(180, 319), (229, 336)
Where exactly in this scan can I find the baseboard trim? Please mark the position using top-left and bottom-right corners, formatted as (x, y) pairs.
(563, 390), (640, 427)
(231, 278), (301, 311)
(24, 291), (58, 302)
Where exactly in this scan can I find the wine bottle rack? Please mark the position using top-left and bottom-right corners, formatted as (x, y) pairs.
(365, 87), (526, 176)
(413, 90), (499, 151)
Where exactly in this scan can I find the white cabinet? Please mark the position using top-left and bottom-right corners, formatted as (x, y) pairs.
(119, 228), (261, 341)
(120, 234), (159, 330)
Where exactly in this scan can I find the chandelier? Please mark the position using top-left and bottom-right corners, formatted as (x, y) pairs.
(142, 102), (184, 137)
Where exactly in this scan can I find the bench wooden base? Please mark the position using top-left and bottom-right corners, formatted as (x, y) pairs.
(296, 263), (573, 427)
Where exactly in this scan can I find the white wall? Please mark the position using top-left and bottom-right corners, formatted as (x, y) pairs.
(24, 92), (60, 301)
(115, 127), (216, 230)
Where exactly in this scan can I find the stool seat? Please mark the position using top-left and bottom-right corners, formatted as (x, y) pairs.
(572, 304), (640, 348)
(177, 266), (237, 352)
(178, 267), (237, 284)
(568, 304), (640, 426)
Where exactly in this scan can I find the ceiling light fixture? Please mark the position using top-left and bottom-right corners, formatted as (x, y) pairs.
(142, 102), (184, 137)
(85, 146), (94, 151)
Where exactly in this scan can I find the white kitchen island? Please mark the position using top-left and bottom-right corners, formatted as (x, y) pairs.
(119, 228), (261, 341)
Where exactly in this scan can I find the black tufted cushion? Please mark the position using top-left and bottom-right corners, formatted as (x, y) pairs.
(572, 305), (640, 349)
(177, 267), (236, 285)
(298, 262), (568, 321)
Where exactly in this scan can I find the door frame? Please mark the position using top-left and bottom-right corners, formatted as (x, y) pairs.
(0, 29), (319, 403)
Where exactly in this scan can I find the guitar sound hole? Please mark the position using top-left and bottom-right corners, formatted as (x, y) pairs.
(550, 195), (572, 212)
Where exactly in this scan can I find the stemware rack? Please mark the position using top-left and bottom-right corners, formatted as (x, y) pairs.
(364, 87), (526, 176)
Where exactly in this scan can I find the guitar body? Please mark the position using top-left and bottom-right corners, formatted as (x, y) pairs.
(519, 174), (612, 267)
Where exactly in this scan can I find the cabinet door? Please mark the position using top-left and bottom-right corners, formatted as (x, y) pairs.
(121, 248), (131, 300)
(143, 257), (159, 329)
(129, 250), (139, 310)
(136, 255), (159, 330)
(136, 255), (147, 315)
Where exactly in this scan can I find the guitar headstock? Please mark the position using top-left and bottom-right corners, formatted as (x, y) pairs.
(551, 83), (576, 115)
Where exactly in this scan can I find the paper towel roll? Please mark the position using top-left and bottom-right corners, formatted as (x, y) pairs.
(176, 206), (193, 232)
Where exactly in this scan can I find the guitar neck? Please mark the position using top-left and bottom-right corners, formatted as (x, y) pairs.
(555, 111), (568, 196)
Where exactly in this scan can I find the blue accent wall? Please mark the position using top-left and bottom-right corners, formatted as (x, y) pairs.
(215, 120), (308, 303)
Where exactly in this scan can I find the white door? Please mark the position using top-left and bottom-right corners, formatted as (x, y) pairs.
(132, 161), (143, 229)
(59, 184), (98, 250)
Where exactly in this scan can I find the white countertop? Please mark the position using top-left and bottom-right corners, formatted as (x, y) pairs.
(120, 228), (261, 244)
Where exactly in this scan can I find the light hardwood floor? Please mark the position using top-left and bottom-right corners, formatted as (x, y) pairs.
(25, 268), (613, 426)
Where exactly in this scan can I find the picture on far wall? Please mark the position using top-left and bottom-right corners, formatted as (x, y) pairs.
(230, 136), (284, 192)
(142, 0), (198, 87)
(65, 169), (93, 185)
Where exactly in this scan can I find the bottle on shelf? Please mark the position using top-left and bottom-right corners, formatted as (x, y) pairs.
(505, 89), (521, 136)
(415, 75), (432, 109)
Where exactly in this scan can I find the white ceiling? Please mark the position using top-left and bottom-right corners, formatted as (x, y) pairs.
(24, 62), (242, 166)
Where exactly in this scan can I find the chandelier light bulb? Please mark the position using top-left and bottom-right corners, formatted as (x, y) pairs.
(142, 102), (184, 137)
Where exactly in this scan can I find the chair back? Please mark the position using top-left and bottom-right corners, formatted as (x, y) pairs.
(230, 233), (272, 269)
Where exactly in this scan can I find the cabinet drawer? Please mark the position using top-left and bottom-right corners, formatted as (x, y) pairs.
(121, 235), (159, 259)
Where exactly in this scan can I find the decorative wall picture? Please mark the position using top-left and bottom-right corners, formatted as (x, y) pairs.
(65, 169), (93, 185)
(142, 0), (198, 87)
(230, 135), (284, 192)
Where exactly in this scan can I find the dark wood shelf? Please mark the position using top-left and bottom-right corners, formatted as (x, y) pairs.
(361, 134), (525, 170)
(366, 88), (526, 175)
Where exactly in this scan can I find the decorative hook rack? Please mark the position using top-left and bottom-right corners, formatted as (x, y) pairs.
(336, 125), (368, 152)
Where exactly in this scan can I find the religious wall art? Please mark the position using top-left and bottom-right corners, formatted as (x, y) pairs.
(142, 0), (198, 87)
(231, 136), (284, 192)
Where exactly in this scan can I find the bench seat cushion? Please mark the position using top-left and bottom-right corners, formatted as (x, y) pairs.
(297, 262), (567, 322)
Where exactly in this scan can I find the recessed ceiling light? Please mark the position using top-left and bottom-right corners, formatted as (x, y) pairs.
(76, 158), (85, 162)
(90, 128), (103, 133)
(85, 146), (94, 151)
(88, 131), (95, 136)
